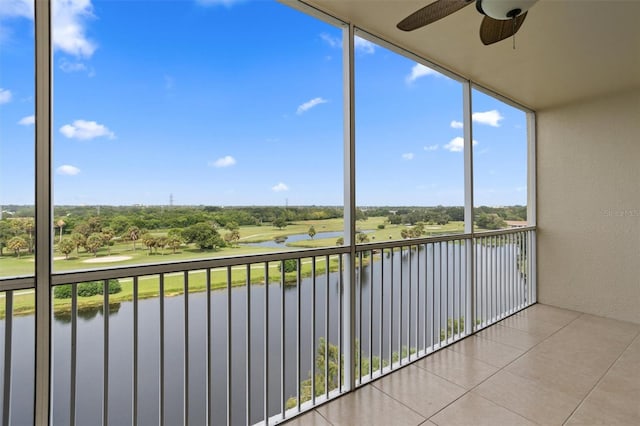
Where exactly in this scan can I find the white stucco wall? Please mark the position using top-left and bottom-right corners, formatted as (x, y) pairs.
(537, 89), (640, 324)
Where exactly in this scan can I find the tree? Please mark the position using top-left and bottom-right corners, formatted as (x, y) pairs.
(127, 226), (141, 251)
(85, 233), (103, 257)
(156, 236), (168, 255)
(225, 221), (239, 232)
(336, 237), (344, 246)
(17, 218), (35, 253)
(70, 232), (86, 255)
(58, 239), (75, 260)
(308, 225), (316, 239)
(7, 236), (28, 257)
(141, 233), (157, 255)
(0, 221), (13, 256)
(55, 218), (66, 243)
(475, 213), (506, 230)
(356, 232), (370, 243)
(273, 216), (287, 229)
(224, 229), (241, 247)
(182, 222), (225, 250)
(400, 229), (410, 239)
(101, 227), (115, 255)
(166, 235), (183, 254)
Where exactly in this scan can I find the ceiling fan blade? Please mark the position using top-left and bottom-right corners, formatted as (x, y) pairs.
(397, 0), (475, 31)
(479, 12), (527, 45)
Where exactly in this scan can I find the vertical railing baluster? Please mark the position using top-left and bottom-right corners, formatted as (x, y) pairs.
(206, 270), (212, 426)
(280, 261), (285, 421)
(431, 244), (435, 351)
(264, 263), (269, 425)
(357, 251), (362, 382)
(325, 255), (330, 397)
(338, 255), (343, 392)
(70, 285), (77, 426)
(184, 271), (189, 426)
(379, 249), (384, 372)
(369, 250), (373, 379)
(445, 241), (449, 343)
(422, 244), (427, 353)
(159, 274), (165, 426)
(296, 259), (301, 412)
(2, 291), (13, 426)
(133, 277), (139, 426)
(226, 267), (232, 426)
(311, 257), (316, 401)
(453, 241), (457, 339)
(398, 246), (403, 363)
(416, 245), (420, 355)
(407, 245), (412, 361)
(389, 249), (393, 369)
(438, 242), (443, 346)
(245, 265), (250, 426)
(103, 280), (109, 426)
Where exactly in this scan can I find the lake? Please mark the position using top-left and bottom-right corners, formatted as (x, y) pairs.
(0, 241), (526, 425)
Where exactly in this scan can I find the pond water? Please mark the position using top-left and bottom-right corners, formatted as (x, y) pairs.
(240, 231), (344, 248)
(0, 242), (526, 425)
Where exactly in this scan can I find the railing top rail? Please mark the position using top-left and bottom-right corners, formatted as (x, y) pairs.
(0, 276), (36, 292)
(49, 245), (350, 285)
(354, 232), (472, 252)
(473, 226), (536, 237)
(0, 227), (536, 287)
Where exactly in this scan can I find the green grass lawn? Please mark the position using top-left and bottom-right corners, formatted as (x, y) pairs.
(1, 255), (347, 318)
(0, 216), (464, 317)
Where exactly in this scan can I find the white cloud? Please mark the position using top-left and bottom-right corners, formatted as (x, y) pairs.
(402, 153), (415, 160)
(450, 120), (463, 129)
(406, 63), (439, 83)
(296, 97), (328, 115)
(320, 33), (340, 48)
(1, 0), (96, 57)
(272, 182), (289, 192)
(0, 88), (12, 104)
(59, 58), (87, 73)
(209, 155), (236, 168)
(319, 33), (375, 54)
(443, 137), (478, 152)
(354, 36), (375, 54)
(56, 164), (81, 175)
(424, 144), (439, 151)
(0, 0), (32, 19)
(18, 115), (35, 125)
(472, 110), (504, 127)
(59, 119), (115, 140)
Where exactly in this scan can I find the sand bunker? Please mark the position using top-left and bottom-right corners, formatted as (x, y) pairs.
(83, 255), (132, 264)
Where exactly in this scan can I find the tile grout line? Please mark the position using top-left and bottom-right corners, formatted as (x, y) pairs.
(419, 309), (587, 425)
(560, 327), (640, 425)
(312, 408), (335, 426)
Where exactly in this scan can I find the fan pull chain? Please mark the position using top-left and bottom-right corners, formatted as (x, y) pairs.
(512, 16), (517, 49)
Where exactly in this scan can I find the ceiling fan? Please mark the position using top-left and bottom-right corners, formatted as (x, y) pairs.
(397, 0), (538, 46)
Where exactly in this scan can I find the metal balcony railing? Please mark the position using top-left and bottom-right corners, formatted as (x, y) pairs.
(0, 227), (536, 425)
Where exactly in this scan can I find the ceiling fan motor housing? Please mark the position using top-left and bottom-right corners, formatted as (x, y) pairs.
(477, 0), (538, 20)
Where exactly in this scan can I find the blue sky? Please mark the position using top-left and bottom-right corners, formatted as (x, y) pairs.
(0, 0), (527, 207)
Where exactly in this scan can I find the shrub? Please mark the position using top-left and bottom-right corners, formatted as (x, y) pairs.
(53, 279), (122, 299)
(53, 284), (72, 299)
(377, 224), (385, 230)
(278, 259), (297, 273)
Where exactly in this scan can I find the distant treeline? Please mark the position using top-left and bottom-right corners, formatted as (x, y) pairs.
(1, 204), (526, 239)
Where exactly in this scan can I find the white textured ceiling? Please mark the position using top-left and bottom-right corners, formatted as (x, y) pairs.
(303, 0), (640, 111)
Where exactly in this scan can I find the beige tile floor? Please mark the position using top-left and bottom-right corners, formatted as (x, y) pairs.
(285, 304), (640, 425)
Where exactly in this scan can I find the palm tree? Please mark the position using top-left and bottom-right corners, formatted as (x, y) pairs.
(55, 218), (66, 243)
(127, 226), (141, 251)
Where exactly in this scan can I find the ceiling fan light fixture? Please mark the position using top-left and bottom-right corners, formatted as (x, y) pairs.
(477, 0), (537, 20)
